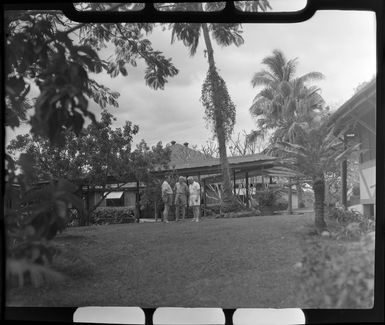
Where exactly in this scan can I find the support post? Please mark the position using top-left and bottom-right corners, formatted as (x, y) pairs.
(233, 169), (236, 195)
(245, 171), (249, 208)
(288, 178), (293, 215)
(341, 135), (348, 209)
(154, 201), (158, 222)
(135, 181), (140, 222)
(203, 179), (207, 217)
(86, 185), (90, 226)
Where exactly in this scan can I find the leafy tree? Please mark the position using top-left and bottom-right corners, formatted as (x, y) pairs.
(5, 8), (178, 145)
(4, 8), (178, 286)
(7, 111), (172, 223)
(162, 2), (271, 211)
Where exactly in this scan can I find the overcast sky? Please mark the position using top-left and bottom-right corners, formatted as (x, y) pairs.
(6, 9), (376, 151)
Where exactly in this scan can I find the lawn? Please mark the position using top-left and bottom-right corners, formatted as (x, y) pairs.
(7, 214), (312, 308)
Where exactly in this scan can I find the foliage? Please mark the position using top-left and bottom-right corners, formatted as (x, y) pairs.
(298, 233), (375, 308)
(5, 115), (170, 286)
(5, 178), (83, 287)
(5, 8), (179, 288)
(250, 49), (325, 144)
(274, 197), (289, 211)
(201, 66), (236, 140)
(272, 115), (361, 232)
(6, 258), (64, 288)
(235, 0), (272, 12)
(253, 187), (283, 207)
(5, 9), (178, 145)
(327, 207), (375, 240)
(91, 207), (136, 225)
(7, 112), (172, 218)
(200, 139), (219, 158)
(324, 159), (360, 207)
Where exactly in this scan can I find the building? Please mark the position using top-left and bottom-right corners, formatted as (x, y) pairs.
(82, 141), (301, 218)
(328, 78), (376, 217)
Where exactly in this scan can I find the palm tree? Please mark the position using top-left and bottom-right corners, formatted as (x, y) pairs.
(250, 49), (324, 133)
(163, 2), (271, 211)
(274, 115), (360, 233)
(249, 50), (325, 207)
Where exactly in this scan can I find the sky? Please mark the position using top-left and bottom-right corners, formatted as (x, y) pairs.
(5, 8), (376, 151)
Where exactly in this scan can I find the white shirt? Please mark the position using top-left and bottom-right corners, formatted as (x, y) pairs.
(161, 181), (173, 195)
(189, 181), (200, 196)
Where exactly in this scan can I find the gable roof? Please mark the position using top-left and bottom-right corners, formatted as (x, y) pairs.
(159, 143), (278, 176)
(168, 143), (209, 165)
(327, 78), (376, 125)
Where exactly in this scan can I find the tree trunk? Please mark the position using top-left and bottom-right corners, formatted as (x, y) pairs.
(201, 23), (238, 212)
(312, 175), (327, 233)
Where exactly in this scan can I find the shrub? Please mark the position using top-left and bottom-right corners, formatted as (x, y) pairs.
(254, 189), (275, 207)
(298, 233), (375, 308)
(91, 207), (136, 225)
(328, 207), (375, 240)
(273, 197), (288, 211)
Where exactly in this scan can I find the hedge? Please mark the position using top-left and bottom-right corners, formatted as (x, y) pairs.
(91, 207), (136, 225)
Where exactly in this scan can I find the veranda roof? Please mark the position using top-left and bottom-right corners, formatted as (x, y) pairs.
(158, 152), (278, 176)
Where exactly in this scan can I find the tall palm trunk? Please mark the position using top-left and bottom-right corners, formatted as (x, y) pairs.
(201, 23), (236, 209)
(312, 174), (327, 232)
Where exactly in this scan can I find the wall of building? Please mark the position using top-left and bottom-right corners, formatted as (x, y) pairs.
(359, 160), (376, 204)
(124, 191), (136, 208)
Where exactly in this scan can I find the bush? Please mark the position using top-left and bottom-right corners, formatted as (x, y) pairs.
(328, 207), (375, 240)
(204, 204), (221, 216)
(298, 233), (375, 308)
(91, 207), (136, 225)
(273, 198), (288, 211)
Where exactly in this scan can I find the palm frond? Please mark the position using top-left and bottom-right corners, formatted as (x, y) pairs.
(279, 81), (292, 97)
(258, 87), (276, 100)
(262, 49), (287, 80)
(210, 24), (244, 47)
(170, 23), (201, 56)
(251, 70), (276, 87)
(284, 57), (298, 81)
(246, 129), (265, 143)
(249, 99), (268, 116)
(298, 72), (325, 84)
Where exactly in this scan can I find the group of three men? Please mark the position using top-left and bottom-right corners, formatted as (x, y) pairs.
(161, 176), (201, 223)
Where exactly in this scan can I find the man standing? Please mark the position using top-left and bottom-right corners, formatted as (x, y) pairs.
(187, 176), (201, 222)
(161, 176), (173, 223)
(174, 176), (188, 221)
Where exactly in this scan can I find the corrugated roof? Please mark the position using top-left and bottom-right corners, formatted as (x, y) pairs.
(166, 152), (277, 171)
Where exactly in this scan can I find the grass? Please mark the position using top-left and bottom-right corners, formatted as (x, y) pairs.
(7, 214), (313, 308)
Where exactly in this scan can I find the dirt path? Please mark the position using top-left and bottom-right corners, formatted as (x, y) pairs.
(8, 214), (311, 307)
